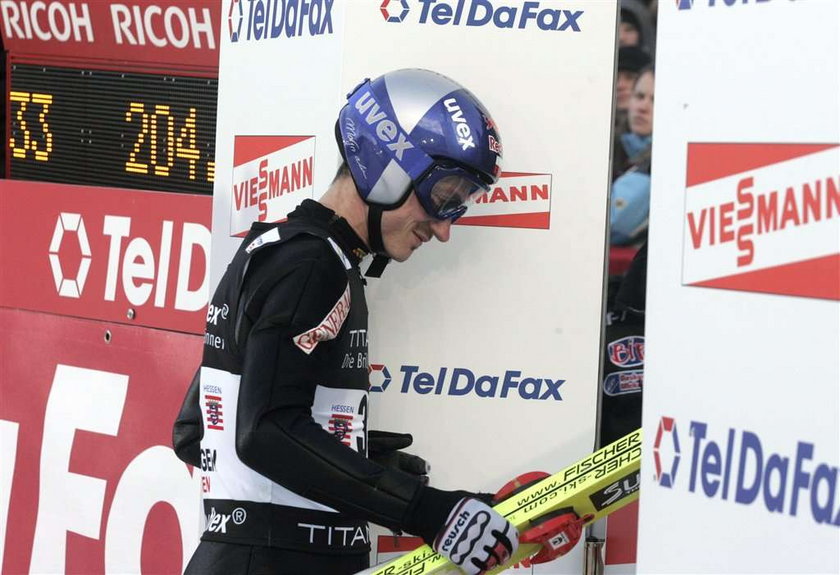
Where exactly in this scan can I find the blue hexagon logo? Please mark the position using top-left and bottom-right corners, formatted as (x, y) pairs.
(653, 416), (681, 488)
(380, 0), (409, 23)
(228, 0), (244, 42)
(369, 364), (392, 392)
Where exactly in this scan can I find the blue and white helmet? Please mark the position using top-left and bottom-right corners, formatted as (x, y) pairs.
(337, 69), (503, 222)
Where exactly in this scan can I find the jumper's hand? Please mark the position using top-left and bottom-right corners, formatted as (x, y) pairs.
(368, 430), (430, 482)
(432, 497), (518, 575)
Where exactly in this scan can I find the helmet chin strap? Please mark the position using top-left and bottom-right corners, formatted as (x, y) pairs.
(365, 205), (390, 278)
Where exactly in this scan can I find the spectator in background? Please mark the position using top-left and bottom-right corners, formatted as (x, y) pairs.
(610, 66), (654, 246)
(620, 0), (656, 55)
(614, 46), (652, 176)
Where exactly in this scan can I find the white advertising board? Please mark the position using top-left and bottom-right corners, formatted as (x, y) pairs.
(213, 2), (618, 572)
(639, 0), (840, 572)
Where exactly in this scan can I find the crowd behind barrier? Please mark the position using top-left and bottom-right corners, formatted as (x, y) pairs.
(600, 0), (658, 447)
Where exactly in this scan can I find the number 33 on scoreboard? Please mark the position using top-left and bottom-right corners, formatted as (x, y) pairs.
(9, 91), (53, 162)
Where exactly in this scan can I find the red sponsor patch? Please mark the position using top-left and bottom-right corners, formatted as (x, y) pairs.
(293, 284), (351, 354)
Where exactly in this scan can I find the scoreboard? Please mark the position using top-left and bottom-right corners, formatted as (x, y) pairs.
(9, 64), (217, 194)
(2, 0), (220, 195)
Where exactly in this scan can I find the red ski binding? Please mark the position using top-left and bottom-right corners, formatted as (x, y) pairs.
(493, 472), (593, 567)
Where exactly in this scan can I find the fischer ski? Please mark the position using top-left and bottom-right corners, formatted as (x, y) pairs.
(359, 429), (642, 575)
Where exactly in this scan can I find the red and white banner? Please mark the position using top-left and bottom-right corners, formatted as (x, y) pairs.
(0, 0), (220, 69)
(229, 135), (317, 237)
(683, 143), (840, 300)
(458, 171), (552, 229)
(639, 0), (840, 573)
(0, 308), (202, 574)
(0, 181), (212, 334)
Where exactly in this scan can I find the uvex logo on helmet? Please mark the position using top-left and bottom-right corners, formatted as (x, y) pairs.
(444, 98), (476, 151)
(354, 90), (414, 161)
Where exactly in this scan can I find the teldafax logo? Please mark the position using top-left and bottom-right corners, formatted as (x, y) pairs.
(653, 416), (681, 487)
(653, 416), (840, 527)
(369, 364), (563, 401)
(381, 0), (583, 32)
(380, 0), (410, 22)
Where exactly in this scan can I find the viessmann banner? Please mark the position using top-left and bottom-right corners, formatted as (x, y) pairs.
(638, 0), (840, 573)
(212, 1), (617, 572)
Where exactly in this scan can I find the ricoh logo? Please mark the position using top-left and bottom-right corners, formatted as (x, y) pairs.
(370, 364), (564, 401)
(382, 0), (583, 32)
(228, 0), (334, 43)
(49, 213), (92, 298)
(0, 1), (216, 49)
(653, 416), (840, 527)
(47, 213), (209, 311)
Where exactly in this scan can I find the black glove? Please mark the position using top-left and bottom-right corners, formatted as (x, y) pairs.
(368, 430), (430, 482)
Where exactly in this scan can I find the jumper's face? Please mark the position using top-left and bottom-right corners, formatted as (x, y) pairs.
(628, 70), (655, 137)
(380, 191), (453, 262)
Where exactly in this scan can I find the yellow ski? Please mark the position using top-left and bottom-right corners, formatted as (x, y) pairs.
(361, 429), (642, 575)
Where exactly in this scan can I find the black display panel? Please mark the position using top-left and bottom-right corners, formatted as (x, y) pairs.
(8, 64), (217, 194)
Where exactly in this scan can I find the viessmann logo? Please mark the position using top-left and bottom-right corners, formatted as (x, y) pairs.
(369, 363), (564, 400)
(230, 135), (316, 237)
(653, 416), (840, 527)
(228, 0), (334, 42)
(682, 143), (840, 301)
(380, 0), (583, 31)
(457, 171), (552, 229)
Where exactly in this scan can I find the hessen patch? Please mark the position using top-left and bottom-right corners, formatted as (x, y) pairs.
(230, 135), (316, 237)
(682, 143), (840, 300)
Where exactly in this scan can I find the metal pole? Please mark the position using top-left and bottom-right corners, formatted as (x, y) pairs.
(583, 537), (605, 575)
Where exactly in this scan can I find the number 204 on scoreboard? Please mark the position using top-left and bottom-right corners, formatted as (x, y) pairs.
(8, 64), (218, 195)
